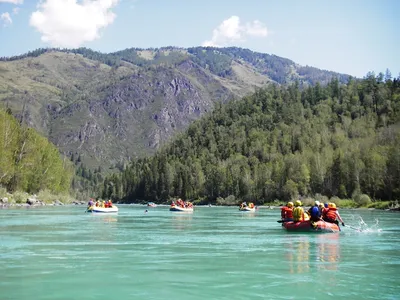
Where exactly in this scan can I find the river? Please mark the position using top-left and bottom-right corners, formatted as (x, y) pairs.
(0, 205), (399, 300)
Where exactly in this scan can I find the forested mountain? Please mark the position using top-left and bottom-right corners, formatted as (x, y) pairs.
(0, 47), (351, 172)
(0, 108), (72, 194)
(101, 74), (400, 204)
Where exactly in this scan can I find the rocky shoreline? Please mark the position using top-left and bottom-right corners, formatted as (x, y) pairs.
(1, 195), (399, 211)
(0, 195), (86, 208)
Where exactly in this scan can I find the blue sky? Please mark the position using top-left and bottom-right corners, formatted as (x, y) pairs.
(0, 0), (398, 78)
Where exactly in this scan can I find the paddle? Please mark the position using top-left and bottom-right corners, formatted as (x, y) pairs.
(345, 225), (362, 232)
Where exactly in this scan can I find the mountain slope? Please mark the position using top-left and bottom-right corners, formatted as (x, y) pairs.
(104, 75), (400, 203)
(0, 47), (351, 170)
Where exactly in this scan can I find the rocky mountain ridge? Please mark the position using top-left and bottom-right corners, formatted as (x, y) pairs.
(0, 46), (351, 170)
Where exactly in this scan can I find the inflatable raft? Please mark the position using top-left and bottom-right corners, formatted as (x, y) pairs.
(87, 206), (118, 213)
(169, 205), (193, 212)
(239, 206), (256, 212)
(283, 220), (340, 233)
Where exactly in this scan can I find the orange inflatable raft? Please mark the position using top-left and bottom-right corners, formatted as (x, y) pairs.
(283, 220), (340, 233)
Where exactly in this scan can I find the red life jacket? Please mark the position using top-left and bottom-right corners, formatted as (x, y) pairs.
(326, 207), (337, 220)
(281, 207), (293, 219)
(281, 207), (286, 218)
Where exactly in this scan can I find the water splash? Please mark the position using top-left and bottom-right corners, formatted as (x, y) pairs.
(361, 217), (382, 233)
(346, 214), (382, 233)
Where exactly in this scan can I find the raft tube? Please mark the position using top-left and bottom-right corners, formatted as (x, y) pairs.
(170, 205), (193, 212)
(239, 207), (256, 212)
(283, 220), (340, 233)
(87, 206), (118, 213)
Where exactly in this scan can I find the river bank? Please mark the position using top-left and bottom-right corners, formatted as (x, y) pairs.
(1, 189), (399, 211)
(0, 189), (86, 208)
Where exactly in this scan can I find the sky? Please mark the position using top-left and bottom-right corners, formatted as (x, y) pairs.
(0, 0), (398, 78)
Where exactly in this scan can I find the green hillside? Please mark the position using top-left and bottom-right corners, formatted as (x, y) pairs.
(0, 107), (72, 195)
(101, 73), (400, 204)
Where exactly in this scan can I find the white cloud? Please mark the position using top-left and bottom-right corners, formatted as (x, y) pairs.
(245, 20), (268, 37)
(29, 0), (119, 48)
(12, 7), (19, 14)
(203, 16), (268, 47)
(1, 12), (12, 26)
(0, 0), (23, 4)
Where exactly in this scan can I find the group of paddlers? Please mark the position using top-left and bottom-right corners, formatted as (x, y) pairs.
(87, 198), (114, 209)
(171, 198), (193, 208)
(240, 202), (255, 209)
(281, 200), (345, 226)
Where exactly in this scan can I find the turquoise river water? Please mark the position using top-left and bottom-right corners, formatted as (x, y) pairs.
(0, 205), (399, 300)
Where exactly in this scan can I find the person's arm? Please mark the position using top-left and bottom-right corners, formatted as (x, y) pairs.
(336, 211), (344, 224)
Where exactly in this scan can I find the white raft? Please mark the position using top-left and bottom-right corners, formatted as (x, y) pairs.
(87, 206), (119, 213)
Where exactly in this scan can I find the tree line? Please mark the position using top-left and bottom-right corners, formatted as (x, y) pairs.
(101, 72), (400, 204)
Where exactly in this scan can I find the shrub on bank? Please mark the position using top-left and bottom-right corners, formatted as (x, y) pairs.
(216, 195), (237, 206)
(337, 198), (357, 208)
(367, 201), (391, 209)
(37, 189), (74, 204)
(355, 194), (372, 206)
(13, 191), (30, 204)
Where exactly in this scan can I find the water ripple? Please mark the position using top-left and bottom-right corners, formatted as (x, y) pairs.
(0, 206), (399, 300)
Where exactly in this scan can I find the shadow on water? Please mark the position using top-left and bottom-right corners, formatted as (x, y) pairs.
(238, 211), (257, 218)
(284, 235), (311, 274)
(86, 213), (118, 223)
(315, 233), (340, 270)
(283, 233), (341, 275)
(170, 212), (193, 230)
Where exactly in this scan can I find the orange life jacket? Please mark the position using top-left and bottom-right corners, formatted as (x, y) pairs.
(281, 207), (293, 219)
(326, 207), (337, 221)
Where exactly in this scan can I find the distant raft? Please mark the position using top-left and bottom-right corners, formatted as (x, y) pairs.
(239, 206), (256, 212)
(87, 206), (119, 213)
(283, 220), (340, 233)
(239, 202), (256, 211)
(169, 204), (193, 212)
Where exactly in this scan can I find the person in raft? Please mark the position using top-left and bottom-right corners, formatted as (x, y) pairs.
(88, 198), (94, 207)
(323, 203), (345, 227)
(292, 200), (310, 222)
(322, 203), (329, 219)
(318, 202), (325, 213)
(281, 201), (294, 222)
(307, 200), (322, 222)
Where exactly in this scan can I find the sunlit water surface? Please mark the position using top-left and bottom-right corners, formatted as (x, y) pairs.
(0, 205), (399, 300)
